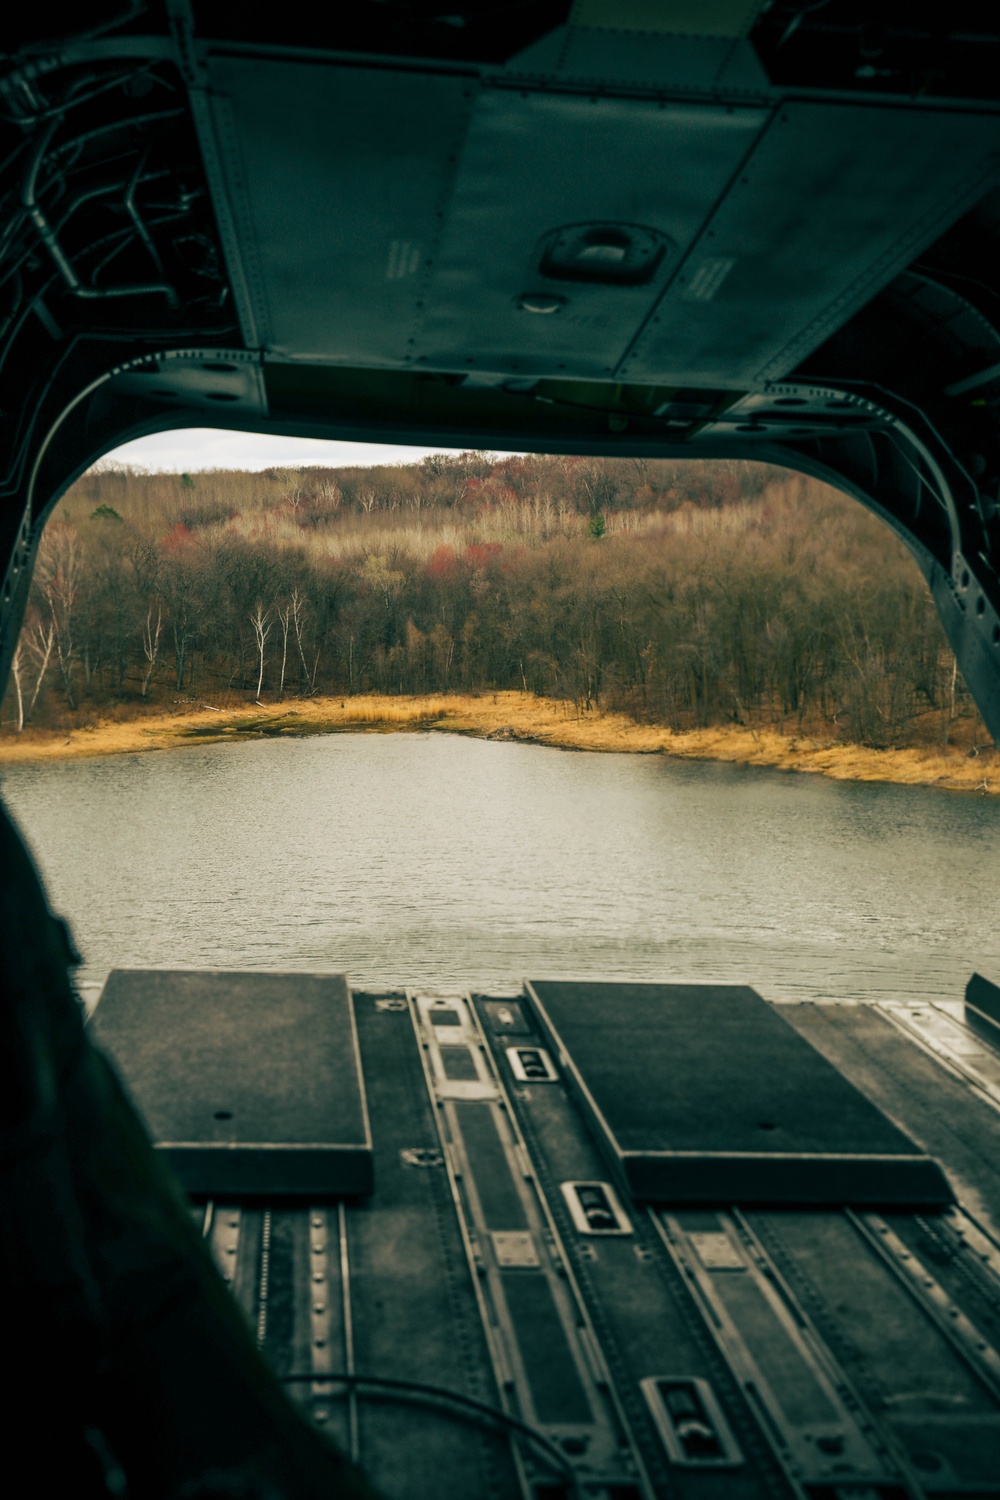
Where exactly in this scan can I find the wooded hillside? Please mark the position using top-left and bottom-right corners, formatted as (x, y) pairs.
(2, 452), (982, 750)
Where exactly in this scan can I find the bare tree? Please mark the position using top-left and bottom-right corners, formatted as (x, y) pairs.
(290, 587), (310, 689)
(289, 585), (327, 693)
(140, 605), (163, 698)
(163, 564), (198, 690)
(250, 601), (272, 701)
(24, 615), (56, 721)
(39, 525), (82, 709)
(130, 535), (160, 598)
(9, 641), (23, 731)
(575, 458), (620, 519)
(276, 601), (291, 699)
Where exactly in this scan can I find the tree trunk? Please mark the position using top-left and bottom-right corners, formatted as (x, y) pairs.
(10, 643), (23, 731)
(250, 603), (272, 701)
(278, 607), (290, 699)
(26, 620), (55, 720)
(141, 606), (162, 698)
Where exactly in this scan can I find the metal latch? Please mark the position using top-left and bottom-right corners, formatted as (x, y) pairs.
(641, 1377), (743, 1467)
(561, 1181), (632, 1235)
(507, 1045), (558, 1082)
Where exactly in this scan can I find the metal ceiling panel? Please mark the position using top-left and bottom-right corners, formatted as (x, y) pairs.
(621, 102), (1000, 387)
(205, 58), (474, 362)
(415, 88), (767, 378)
(508, 27), (770, 91)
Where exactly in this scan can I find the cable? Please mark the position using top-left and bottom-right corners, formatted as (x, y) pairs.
(776, 0), (834, 48)
(0, 217), (176, 381)
(21, 115), (177, 305)
(0, 108), (187, 277)
(279, 1370), (583, 1495)
(807, 373), (980, 510)
(123, 145), (166, 277)
(528, 388), (702, 435)
(0, 67), (160, 127)
(46, 106), (185, 160)
(80, 204), (189, 283)
(880, 429), (944, 522)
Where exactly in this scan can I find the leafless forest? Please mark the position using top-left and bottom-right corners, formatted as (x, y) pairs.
(2, 452), (983, 750)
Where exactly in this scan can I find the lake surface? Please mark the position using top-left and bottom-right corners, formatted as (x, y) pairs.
(3, 731), (999, 1008)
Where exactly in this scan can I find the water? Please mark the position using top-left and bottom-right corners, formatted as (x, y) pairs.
(3, 731), (1000, 1007)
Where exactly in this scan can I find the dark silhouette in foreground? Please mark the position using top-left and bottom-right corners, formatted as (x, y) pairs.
(0, 800), (375, 1497)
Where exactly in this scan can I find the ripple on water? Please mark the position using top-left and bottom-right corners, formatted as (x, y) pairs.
(2, 731), (999, 1002)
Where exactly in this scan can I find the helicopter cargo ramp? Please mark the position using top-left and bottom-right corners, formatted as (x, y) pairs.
(88, 972), (1000, 1499)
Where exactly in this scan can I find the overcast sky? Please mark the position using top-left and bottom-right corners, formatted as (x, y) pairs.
(101, 428), (488, 472)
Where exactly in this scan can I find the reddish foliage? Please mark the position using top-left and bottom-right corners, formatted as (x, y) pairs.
(161, 522), (195, 552)
(463, 541), (503, 571)
(470, 478), (518, 509)
(427, 544), (459, 577)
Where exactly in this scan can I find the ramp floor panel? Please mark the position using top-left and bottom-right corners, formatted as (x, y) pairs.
(525, 981), (952, 1205)
(780, 1000), (1000, 1236)
(84, 973), (1000, 1496)
(346, 992), (521, 1499)
(91, 969), (373, 1196)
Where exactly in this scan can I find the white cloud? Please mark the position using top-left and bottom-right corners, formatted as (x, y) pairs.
(100, 428), (495, 473)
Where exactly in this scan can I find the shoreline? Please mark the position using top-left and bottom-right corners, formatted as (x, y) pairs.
(0, 691), (995, 793)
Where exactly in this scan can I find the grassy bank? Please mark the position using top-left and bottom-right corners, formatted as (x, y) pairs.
(0, 691), (995, 793)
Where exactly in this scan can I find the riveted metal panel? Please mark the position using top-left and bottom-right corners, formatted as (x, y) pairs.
(205, 57), (475, 363)
(510, 29), (770, 93)
(621, 102), (1000, 387)
(414, 87), (767, 378)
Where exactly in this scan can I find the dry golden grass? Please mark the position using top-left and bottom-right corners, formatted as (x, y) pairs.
(0, 691), (996, 794)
